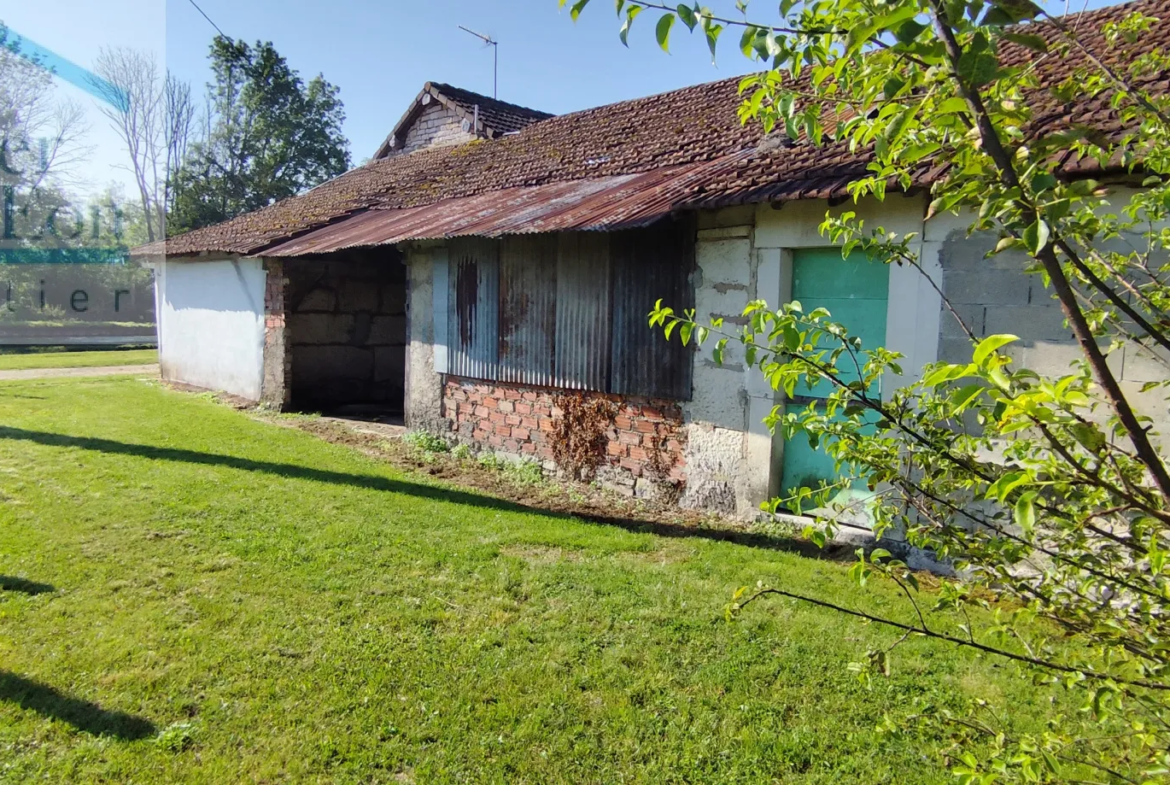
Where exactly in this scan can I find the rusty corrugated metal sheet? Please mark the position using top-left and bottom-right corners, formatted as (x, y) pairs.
(553, 232), (611, 392)
(498, 235), (557, 387)
(610, 221), (694, 399)
(262, 152), (753, 257)
(449, 238), (499, 382)
(439, 224), (694, 400)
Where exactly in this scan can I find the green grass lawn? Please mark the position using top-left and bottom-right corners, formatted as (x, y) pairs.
(0, 377), (1061, 783)
(0, 349), (157, 371)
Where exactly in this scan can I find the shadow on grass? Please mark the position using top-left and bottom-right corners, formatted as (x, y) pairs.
(0, 671), (155, 740)
(0, 576), (55, 595)
(0, 426), (849, 561)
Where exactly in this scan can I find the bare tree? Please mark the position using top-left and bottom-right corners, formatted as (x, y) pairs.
(92, 48), (197, 242)
(0, 25), (89, 194)
(164, 74), (195, 236)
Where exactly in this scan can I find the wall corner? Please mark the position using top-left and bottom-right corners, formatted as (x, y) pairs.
(261, 257), (291, 409)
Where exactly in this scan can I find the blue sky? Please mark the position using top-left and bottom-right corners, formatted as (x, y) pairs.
(161, 0), (1128, 164)
(162, 0), (764, 163)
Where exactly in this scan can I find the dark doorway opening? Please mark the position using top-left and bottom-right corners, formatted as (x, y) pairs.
(284, 248), (406, 414)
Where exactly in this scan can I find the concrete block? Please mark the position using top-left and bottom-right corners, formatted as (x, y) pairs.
(1122, 342), (1170, 384)
(938, 303), (985, 341)
(695, 285), (749, 321)
(292, 345), (373, 384)
(351, 312), (373, 345)
(381, 282), (407, 314)
(942, 270), (1032, 306)
(697, 238), (752, 287)
(336, 278), (380, 312)
(369, 314), (407, 345)
(375, 345), (406, 384)
(1015, 341), (1084, 378)
(679, 424), (748, 516)
(937, 229), (1032, 273)
(405, 252), (445, 431)
(292, 313), (354, 345)
(686, 363), (746, 431)
(298, 287), (336, 312)
(937, 336), (978, 365)
(984, 305), (1072, 343)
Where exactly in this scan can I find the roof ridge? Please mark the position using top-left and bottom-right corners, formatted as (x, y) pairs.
(426, 81), (554, 120)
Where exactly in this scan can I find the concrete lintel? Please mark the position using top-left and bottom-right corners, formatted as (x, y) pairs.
(697, 225), (753, 241)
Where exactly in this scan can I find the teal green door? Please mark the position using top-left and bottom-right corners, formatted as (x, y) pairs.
(778, 248), (889, 508)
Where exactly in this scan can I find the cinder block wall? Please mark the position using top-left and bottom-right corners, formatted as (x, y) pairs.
(284, 253), (406, 410)
(402, 103), (475, 154)
(929, 198), (1170, 448)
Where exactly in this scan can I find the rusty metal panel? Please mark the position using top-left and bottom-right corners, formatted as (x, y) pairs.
(498, 235), (557, 387)
(435, 227), (693, 401)
(610, 219), (695, 400)
(554, 232), (611, 392)
(259, 150), (758, 257)
(448, 237), (499, 381)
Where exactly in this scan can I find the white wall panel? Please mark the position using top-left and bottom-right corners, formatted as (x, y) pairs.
(156, 258), (266, 401)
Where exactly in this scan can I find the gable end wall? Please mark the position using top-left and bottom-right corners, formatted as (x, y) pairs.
(401, 103), (476, 155)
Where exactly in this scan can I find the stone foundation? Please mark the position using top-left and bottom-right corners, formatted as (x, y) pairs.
(442, 378), (686, 497)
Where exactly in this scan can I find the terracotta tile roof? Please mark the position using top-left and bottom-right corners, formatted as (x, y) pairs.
(153, 0), (1170, 258)
(427, 83), (554, 136)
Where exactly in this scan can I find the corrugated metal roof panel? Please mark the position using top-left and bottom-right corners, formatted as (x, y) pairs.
(262, 152), (752, 257)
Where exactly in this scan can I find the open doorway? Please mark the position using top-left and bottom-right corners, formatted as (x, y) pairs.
(283, 248), (406, 420)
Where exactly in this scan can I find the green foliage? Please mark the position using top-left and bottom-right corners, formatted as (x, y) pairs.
(504, 458), (546, 486)
(155, 721), (198, 752)
(583, 0), (1170, 780)
(477, 452), (506, 470)
(403, 430), (450, 454)
(168, 37), (350, 234)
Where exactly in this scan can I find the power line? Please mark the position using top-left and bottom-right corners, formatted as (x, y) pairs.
(186, 0), (226, 38)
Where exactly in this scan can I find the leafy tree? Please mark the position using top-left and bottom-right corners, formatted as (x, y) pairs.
(169, 36), (350, 234)
(569, 0), (1170, 780)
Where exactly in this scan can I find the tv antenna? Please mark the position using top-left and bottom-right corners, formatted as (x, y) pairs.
(458, 26), (497, 99)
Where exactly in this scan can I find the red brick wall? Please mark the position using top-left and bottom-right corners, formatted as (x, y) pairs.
(442, 378), (686, 485)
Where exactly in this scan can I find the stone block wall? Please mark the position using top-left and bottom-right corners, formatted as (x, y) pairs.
(284, 253), (407, 410)
(442, 377), (687, 496)
(401, 103), (475, 154)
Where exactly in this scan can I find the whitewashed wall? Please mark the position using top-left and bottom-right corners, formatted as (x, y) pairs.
(155, 257), (267, 401)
